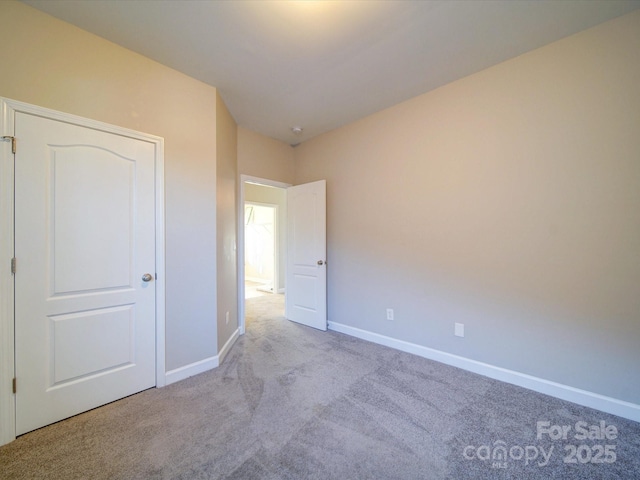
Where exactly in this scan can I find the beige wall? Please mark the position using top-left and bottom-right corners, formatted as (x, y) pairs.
(6, 0), (638, 408)
(295, 11), (640, 404)
(216, 92), (239, 351)
(0, 1), (219, 371)
(238, 126), (295, 184)
(245, 183), (287, 292)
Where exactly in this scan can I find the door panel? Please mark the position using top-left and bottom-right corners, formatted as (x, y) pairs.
(15, 112), (156, 435)
(50, 305), (134, 385)
(286, 180), (327, 331)
(51, 146), (134, 293)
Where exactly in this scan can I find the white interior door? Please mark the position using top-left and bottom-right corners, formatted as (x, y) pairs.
(286, 180), (327, 330)
(14, 112), (157, 435)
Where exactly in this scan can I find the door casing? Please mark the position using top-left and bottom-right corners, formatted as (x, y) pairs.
(0, 97), (166, 446)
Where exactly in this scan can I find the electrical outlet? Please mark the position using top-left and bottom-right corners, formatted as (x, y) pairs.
(386, 308), (394, 321)
(455, 323), (464, 337)
(225, 311), (230, 324)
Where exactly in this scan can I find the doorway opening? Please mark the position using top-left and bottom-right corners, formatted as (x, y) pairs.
(245, 202), (277, 297)
(238, 175), (290, 335)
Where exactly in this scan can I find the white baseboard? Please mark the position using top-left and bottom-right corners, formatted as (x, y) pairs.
(165, 356), (219, 386)
(218, 328), (240, 365)
(328, 321), (640, 423)
(164, 328), (240, 386)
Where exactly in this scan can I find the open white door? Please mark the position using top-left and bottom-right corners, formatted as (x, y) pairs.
(14, 111), (157, 435)
(286, 180), (327, 331)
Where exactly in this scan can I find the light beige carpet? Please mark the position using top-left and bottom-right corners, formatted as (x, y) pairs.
(1, 295), (639, 479)
(245, 292), (284, 324)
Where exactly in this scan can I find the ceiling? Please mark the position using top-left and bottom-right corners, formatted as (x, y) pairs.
(22, 0), (640, 145)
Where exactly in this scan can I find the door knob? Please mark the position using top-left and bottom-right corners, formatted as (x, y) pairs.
(142, 273), (153, 282)
(317, 260), (324, 266)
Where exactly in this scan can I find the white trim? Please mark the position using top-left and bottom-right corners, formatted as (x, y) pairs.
(0, 99), (16, 446)
(154, 137), (166, 388)
(242, 175), (291, 189)
(238, 175), (291, 336)
(165, 356), (219, 386)
(165, 328), (240, 386)
(0, 98), (166, 445)
(328, 321), (640, 423)
(218, 328), (240, 365)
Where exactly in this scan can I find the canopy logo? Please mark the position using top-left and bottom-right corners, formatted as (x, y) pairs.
(463, 419), (618, 469)
(463, 441), (553, 469)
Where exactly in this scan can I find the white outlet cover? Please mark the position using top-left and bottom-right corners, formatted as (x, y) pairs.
(455, 323), (464, 337)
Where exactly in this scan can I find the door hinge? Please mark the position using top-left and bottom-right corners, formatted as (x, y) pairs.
(1, 136), (16, 154)
(11, 257), (16, 275)
(12, 378), (16, 394)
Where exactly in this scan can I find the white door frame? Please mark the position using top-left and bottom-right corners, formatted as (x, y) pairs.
(0, 98), (166, 446)
(238, 175), (290, 335)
